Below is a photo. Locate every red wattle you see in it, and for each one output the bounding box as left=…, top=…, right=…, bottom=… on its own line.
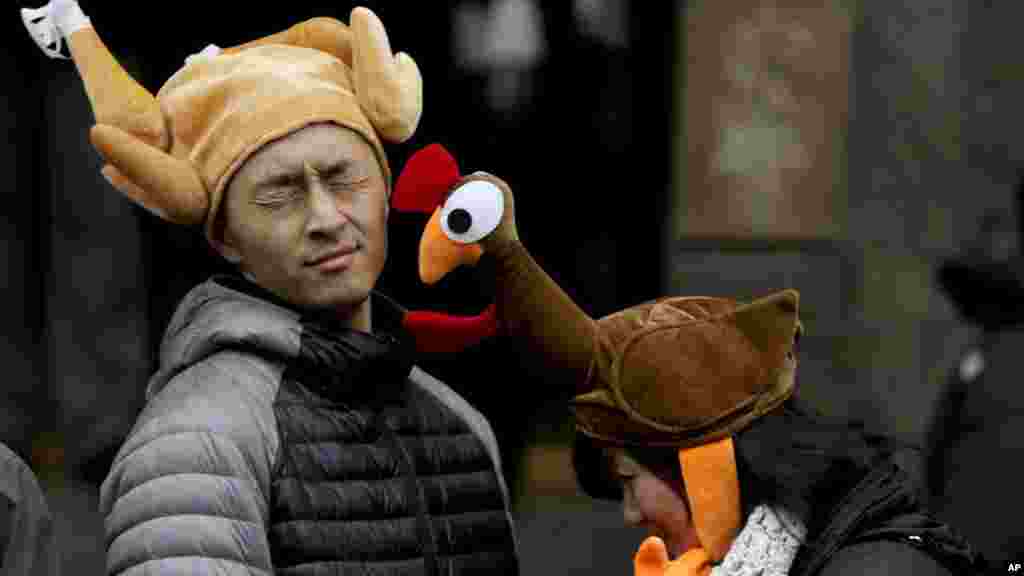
left=392, top=143, right=461, bottom=213
left=402, top=303, right=498, bottom=354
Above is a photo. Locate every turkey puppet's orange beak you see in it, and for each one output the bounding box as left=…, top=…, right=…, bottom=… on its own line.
left=419, top=206, right=484, bottom=285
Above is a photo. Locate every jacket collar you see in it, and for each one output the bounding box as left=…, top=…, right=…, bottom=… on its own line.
left=211, top=274, right=415, bottom=405
left=210, top=273, right=410, bottom=338
left=150, top=273, right=414, bottom=404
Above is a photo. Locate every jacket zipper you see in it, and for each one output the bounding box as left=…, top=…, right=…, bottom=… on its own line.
left=375, top=409, right=439, bottom=576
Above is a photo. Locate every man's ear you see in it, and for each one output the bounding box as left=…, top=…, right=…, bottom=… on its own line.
left=211, top=239, right=242, bottom=265
left=209, top=220, right=243, bottom=265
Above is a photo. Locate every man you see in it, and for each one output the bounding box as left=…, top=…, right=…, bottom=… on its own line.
left=927, top=173, right=1024, bottom=570
left=24, top=1, right=519, bottom=573
left=0, top=442, right=59, bottom=575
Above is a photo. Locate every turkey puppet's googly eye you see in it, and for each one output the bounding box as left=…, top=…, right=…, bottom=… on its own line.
left=440, top=180, right=504, bottom=244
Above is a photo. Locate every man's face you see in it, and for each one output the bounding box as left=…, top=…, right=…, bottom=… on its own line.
left=218, top=122, right=389, bottom=313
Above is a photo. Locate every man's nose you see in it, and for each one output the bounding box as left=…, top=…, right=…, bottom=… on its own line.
left=306, top=181, right=346, bottom=235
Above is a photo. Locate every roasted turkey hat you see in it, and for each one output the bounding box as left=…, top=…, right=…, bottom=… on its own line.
left=486, top=242, right=803, bottom=562
left=49, top=5, right=421, bottom=242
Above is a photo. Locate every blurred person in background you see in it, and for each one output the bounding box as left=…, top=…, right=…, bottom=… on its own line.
left=927, top=172, right=1024, bottom=570
left=0, top=442, right=59, bottom=575
left=23, top=1, right=520, bottom=573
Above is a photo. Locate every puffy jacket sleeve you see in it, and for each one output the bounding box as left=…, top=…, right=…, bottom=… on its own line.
left=99, top=351, right=281, bottom=575
left=0, top=444, right=60, bottom=576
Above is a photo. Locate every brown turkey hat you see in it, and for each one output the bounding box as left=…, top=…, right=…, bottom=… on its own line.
left=485, top=241, right=803, bottom=562
left=567, top=292, right=799, bottom=448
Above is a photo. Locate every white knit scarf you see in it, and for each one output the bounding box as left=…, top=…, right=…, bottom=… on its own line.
left=710, top=504, right=807, bottom=576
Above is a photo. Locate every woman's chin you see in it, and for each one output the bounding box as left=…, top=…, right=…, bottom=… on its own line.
left=665, top=539, right=684, bottom=559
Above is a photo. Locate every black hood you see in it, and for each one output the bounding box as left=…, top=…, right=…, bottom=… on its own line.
left=938, top=173, right=1024, bottom=329
left=937, top=257, right=1024, bottom=329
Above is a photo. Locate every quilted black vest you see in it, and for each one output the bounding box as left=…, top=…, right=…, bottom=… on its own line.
left=263, top=294, right=518, bottom=575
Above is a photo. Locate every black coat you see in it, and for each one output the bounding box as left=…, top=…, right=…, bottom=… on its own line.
left=927, top=326, right=1024, bottom=572
left=794, top=446, right=987, bottom=575
left=926, top=222, right=1024, bottom=569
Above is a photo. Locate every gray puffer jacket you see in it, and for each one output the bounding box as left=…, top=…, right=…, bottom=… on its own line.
left=100, top=275, right=519, bottom=575
left=0, top=442, right=59, bottom=576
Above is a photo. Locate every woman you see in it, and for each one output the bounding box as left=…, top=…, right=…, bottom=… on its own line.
left=420, top=171, right=988, bottom=575
left=577, top=397, right=984, bottom=575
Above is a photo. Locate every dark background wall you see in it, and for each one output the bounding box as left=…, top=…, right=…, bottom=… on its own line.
left=4, top=0, right=1022, bottom=572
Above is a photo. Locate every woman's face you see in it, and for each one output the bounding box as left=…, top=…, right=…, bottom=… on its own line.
left=610, top=448, right=703, bottom=559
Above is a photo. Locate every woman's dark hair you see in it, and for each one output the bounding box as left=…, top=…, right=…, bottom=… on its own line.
left=732, top=396, right=893, bottom=536
left=572, top=395, right=897, bottom=539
